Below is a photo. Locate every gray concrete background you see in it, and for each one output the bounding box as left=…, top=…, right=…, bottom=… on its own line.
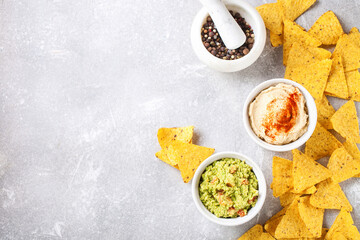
left=0, top=0, right=359, bottom=239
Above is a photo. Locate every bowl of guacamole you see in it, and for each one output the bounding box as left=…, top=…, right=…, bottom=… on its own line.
left=192, top=152, right=266, bottom=226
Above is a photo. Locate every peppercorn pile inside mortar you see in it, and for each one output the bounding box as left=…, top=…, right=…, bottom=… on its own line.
left=201, top=11, right=255, bottom=60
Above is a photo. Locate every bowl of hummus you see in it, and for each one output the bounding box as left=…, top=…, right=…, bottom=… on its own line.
left=243, top=79, right=317, bottom=152
left=192, top=152, right=266, bottom=226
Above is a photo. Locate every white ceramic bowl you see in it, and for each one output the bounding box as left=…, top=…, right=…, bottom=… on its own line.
left=192, top=152, right=266, bottom=226
left=191, top=0, right=266, bottom=72
left=243, top=79, right=317, bottom=152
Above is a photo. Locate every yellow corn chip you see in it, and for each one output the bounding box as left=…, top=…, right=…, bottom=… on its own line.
left=343, top=140, right=360, bottom=159
left=310, top=179, right=352, bottom=211
left=237, top=224, right=263, bottom=240
left=279, top=0, right=316, bottom=21
left=155, top=148, right=179, bottom=169
left=264, top=217, right=284, bottom=238
left=319, top=228, right=329, bottom=240
left=307, top=45, right=332, bottom=60
left=331, top=100, right=360, bottom=142
left=157, top=126, right=194, bottom=149
left=345, top=70, right=360, bottom=102
left=333, top=34, right=360, bottom=72
left=325, top=209, right=354, bottom=240
left=305, top=122, right=342, bottom=160
left=287, top=42, right=331, bottom=67
left=302, top=186, right=317, bottom=194
left=167, top=140, right=214, bottom=183
left=285, top=59, right=332, bottom=99
left=260, top=233, right=275, bottom=240
left=327, top=147, right=360, bottom=183
left=333, top=232, right=347, bottom=240
left=343, top=140, right=360, bottom=178
left=271, top=156, right=293, bottom=197
left=256, top=3, right=284, bottom=35
left=270, top=31, right=283, bottom=47
left=308, top=11, right=344, bottom=45
left=316, top=96, right=336, bottom=129
left=279, top=191, right=300, bottom=207
left=343, top=139, right=360, bottom=158
left=298, top=196, right=324, bottom=238
left=290, top=185, right=317, bottom=194
left=283, top=20, right=322, bottom=65
left=349, top=27, right=360, bottom=48
left=271, top=207, right=288, bottom=220
left=350, top=27, right=359, bottom=34
left=275, top=198, right=314, bottom=238
left=292, top=149, right=332, bottom=193
left=325, top=54, right=349, bottom=99
left=344, top=225, right=360, bottom=240
left=264, top=208, right=288, bottom=237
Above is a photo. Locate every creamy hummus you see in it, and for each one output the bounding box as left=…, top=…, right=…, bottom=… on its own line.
left=249, top=83, right=308, bottom=145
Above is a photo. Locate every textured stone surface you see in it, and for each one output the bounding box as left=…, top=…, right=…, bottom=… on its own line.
left=0, top=0, right=359, bottom=239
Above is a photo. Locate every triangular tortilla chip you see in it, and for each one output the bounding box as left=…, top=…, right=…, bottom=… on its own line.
left=320, top=228, right=329, bottom=240
left=343, top=140, right=360, bottom=159
left=349, top=27, right=360, bottom=48
left=290, top=185, right=317, bottom=194
left=264, top=208, right=288, bottom=237
left=283, top=20, right=322, bottom=65
left=343, top=140, right=360, bottom=178
left=333, top=232, right=347, bottom=240
left=292, top=149, right=331, bottom=193
left=345, top=70, right=360, bottom=102
left=270, top=31, right=283, bottom=47
left=279, top=191, right=299, bottom=207
left=285, top=59, right=332, bottom=99
left=350, top=27, right=359, bottom=34
left=316, top=96, right=336, bottom=129
left=280, top=187, right=316, bottom=208
left=327, top=147, right=360, bottom=183
left=331, top=100, right=360, bottom=142
left=275, top=198, right=314, bottom=238
left=305, top=122, right=342, bottom=160
left=260, top=233, right=275, bottom=240
left=157, top=126, right=194, bottom=149
left=298, top=196, right=324, bottom=238
left=287, top=42, right=331, bottom=67
left=325, top=54, right=349, bottom=99
left=344, top=225, right=360, bottom=240
left=237, top=224, right=263, bottom=240
left=278, top=0, right=316, bottom=21
left=306, top=45, right=332, bottom=60
left=308, top=11, right=344, bottom=45
left=333, top=34, right=360, bottom=72
left=256, top=3, right=284, bottom=35
left=310, top=179, right=352, bottom=211
left=271, top=156, right=293, bottom=197
left=325, top=209, right=354, bottom=240
left=167, top=140, right=214, bottom=183
left=155, top=148, right=179, bottom=169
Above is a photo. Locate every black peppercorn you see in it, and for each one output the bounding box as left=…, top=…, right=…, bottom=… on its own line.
left=201, top=11, right=255, bottom=60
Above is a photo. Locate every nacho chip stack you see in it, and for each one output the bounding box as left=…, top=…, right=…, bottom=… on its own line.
left=239, top=125, right=360, bottom=239
left=155, top=126, right=214, bottom=183
left=258, top=0, right=360, bottom=102
left=238, top=2, right=360, bottom=239
left=156, top=126, right=194, bottom=169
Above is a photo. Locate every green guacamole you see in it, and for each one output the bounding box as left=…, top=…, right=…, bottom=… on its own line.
left=199, top=158, right=259, bottom=218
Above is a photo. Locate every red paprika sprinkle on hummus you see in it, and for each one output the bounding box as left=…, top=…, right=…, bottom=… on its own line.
left=249, top=83, right=308, bottom=145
